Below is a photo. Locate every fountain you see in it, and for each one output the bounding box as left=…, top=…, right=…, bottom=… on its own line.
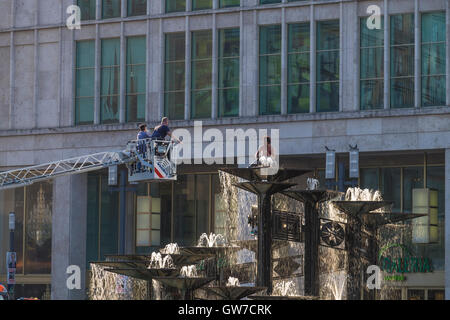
left=88, top=167, right=425, bottom=300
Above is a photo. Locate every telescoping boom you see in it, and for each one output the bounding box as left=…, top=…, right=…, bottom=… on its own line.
left=0, top=139, right=178, bottom=191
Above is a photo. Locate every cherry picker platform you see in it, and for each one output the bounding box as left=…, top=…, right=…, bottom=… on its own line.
left=0, top=138, right=178, bottom=190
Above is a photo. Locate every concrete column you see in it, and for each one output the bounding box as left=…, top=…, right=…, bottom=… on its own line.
left=339, top=2, right=343, bottom=112
left=240, top=9, right=258, bottom=117
left=446, top=149, right=450, bottom=300
left=446, top=0, right=450, bottom=106
left=8, top=0, right=15, bottom=129
left=212, top=13, right=218, bottom=119
left=414, top=0, right=420, bottom=108
left=96, top=0, right=101, bottom=20
left=342, top=0, right=358, bottom=112
left=184, top=16, right=191, bottom=120
left=281, top=7, right=287, bottom=115
left=383, top=0, right=389, bottom=109
left=94, top=24, right=100, bottom=124
left=119, top=23, right=126, bottom=123
left=309, top=4, right=316, bottom=113
left=238, top=10, right=243, bottom=116
left=51, top=174, right=88, bottom=300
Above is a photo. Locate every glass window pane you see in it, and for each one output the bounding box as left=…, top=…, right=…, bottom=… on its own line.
left=288, top=53, right=309, bottom=84
left=218, top=58, right=239, bottom=89
left=101, top=67, right=120, bottom=95
left=25, top=182, right=53, bottom=274
left=192, top=60, right=212, bottom=90
left=165, top=33, right=185, bottom=61
left=288, top=23, right=310, bottom=53
left=407, top=289, right=425, bottom=300
left=78, top=0, right=96, bottom=21
left=219, top=0, right=240, bottom=8
left=127, top=37, right=146, bottom=65
left=391, top=45, right=414, bottom=77
left=136, top=230, right=150, bottom=246
left=360, top=16, right=384, bottom=47
left=76, top=41, right=95, bottom=68
left=164, top=91, right=185, bottom=120
left=260, top=55, right=281, bottom=85
left=259, top=85, right=281, bottom=115
left=191, top=90, right=212, bottom=118
left=100, top=95, right=120, bottom=123
left=287, top=84, right=309, bottom=114
left=360, top=80, right=384, bottom=110
left=360, top=168, right=379, bottom=190
left=390, top=14, right=414, bottom=45
left=380, top=167, right=401, bottom=213
left=316, top=82, right=339, bottom=112
left=166, top=0, right=186, bottom=13
left=76, top=69, right=95, bottom=97
left=152, top=198, right=161, bottom=213
left=99, top=175, right=119, bottom=259
left=151, top=230, right=161, bottom=246
left=137, top=214, right=150, bottom=228
left=128, top=0, right=147, bottom=16
left=127, top=65, right=146, bottom=94
left=422, top=12, right=445, bottom=43
left=75, top=98, right=94, bottom=124
left=422, top=75, right=446, bottom=107
left=317, top=51, right=339, bottom=82
left=192, top=31, right=212, bottom=59
left=317, top=20, right=340, bottom=50
left=126, top=94, right=145, bottom=122
left=403, top=167, right=424, bottom=213
left=165, top=62, right=186, bottom=91
left=102, top=0, right=121, bottom=19
left=422, top=43, right=446, bottom=76
left=102, top=38, right=121, bottom=67
left=391, top=78, right=414, bottom=108
left=260, top=25, right=281, bottom=55
left=360, top=47, right=383, bottom=79
left=173, top=175, right=196, bottom=246
left=260, top=0, right=281, bottom=4
left=219, top=28, right=240, bottom=58
left=193, top=0, right=212, bottom=10
left=218, top=88, right=239, bottom=117
left=152, top=214, right=161, bottom=229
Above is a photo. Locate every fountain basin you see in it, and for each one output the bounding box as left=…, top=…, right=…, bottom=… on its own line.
left=173, top=246, right=241, bottom=256
left=220, top=168, right=310, bottom=183
left=332, top=201, right=393, bottom=218
left=90, top=260, right=147, bottom=269
left=153, top=277, right=215, bottom=291
left=108, top=268, right=179, bottom=280
left=282, top=190, right=342, bottom=204
left=205, top=286, right=266, bottom=300
left=105, top=253, right=214, bottom=266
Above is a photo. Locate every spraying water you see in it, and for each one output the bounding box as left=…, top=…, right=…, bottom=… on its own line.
left=226, top=277, right=241, bottom=287
left=148, top=252, right=175, bottom=269
left=180, top=265, right=198, bottom=278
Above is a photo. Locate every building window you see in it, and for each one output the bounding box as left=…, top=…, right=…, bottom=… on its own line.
left=127, top=0, right=147, bottom=16
left=136, top=197, right=161, bottom=247
left=260, top=0, right=281, bottom=4
left=316, top=20, right=340, bottom=112
left=259, top=24, right=281, bottom=115
left=126, top=36, right=146, bottom=122
left=287, top=23, right=310, bottom=114
left=390, top=14, right=414, bottom=108
left=75, top=41, right=95, bottom=125
left=173, top=175, right=211, bottom=246
left=360, top=16, right=384, bottom=110
left=218, top=28, right=240, bottom=117
left=219, top=0, right=240, bottom=8
left=78, top=0, right=96, bottom=21
left=0, top=182, right=53, bottom=276
left=421, top=12, right=446, bottom=107
left=102, top=0, right=121, bottom=19
left=166, top=0, right=186, bottom=13
left=191, top=30, right=213, bottom=119
left=86, top=173, right=119, bottom=265
left=164, top=33, right=185, bottom=120
left=192, top=0, right=212, bottom=11
left=100, top=38, right=121, bottom=124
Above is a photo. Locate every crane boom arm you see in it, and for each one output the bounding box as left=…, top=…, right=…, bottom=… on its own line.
left=0, top=150, right=132, bottom=190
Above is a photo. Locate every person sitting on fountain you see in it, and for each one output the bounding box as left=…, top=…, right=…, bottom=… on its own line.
left=254, top=136, right=276, bottom=168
